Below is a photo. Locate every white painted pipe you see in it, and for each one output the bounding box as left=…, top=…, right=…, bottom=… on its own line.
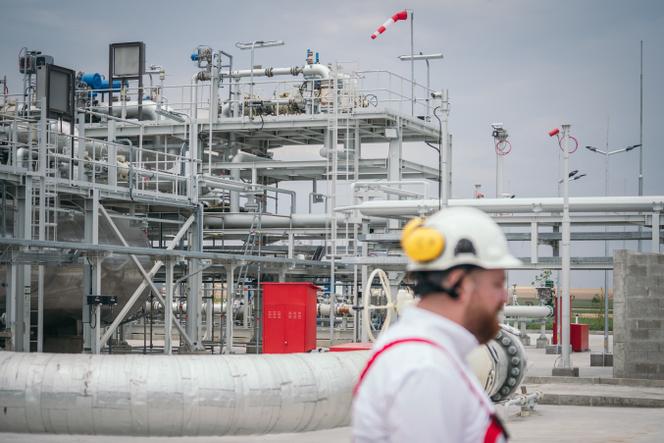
left=231, top=150, right=273, bottom=163
left=339, top=196, right=664, bottom=217
left=226, top=64, right=330, bottom=80
left=317, top=303, right=353, bottom=316
left=503, top=305, right=553, bottom=319
left=302, top=64, right=331, bottom=79
left=205, top=213, right=347, bottom=229
left=92, top=100, right=159, bottom=121
left=0, top=351, right=368, bottom=436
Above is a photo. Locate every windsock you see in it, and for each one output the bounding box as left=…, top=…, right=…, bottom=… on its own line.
left=371, top=10, right=409, bottom=40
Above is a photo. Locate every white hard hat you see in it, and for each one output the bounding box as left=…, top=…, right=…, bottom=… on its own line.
left=401, top=206, right=521, bottom=272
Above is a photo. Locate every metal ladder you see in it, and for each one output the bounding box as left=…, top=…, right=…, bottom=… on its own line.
left=236, top=203, right=262, bottom=290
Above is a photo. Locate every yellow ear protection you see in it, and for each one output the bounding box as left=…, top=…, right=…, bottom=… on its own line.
left=400, top=217, right=445, bottom=263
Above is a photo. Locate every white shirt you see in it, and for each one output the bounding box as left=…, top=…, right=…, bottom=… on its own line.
left=352, top=306, right=499, bottom=443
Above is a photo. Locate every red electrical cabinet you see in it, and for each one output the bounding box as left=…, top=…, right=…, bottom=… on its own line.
left=261, top=282, right=318, bottom=354
left=570, top=323, right=590, bottom=352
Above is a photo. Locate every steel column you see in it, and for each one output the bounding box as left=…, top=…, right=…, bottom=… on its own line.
left=14, top=177, right=32, bottom=352
left=652, top=211, right=660, bottom=253
left=83, top=189, right=100, bottom=353
left=530, top=222, right=538, bottom=264
left=164, top=258, right=174, bottom=354
left=225, top=265, right=235, bottom=354
left=186, top=205, right=204, bottom=349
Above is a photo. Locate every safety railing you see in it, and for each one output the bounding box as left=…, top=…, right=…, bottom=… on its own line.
left=355, top=70, right=433, bottom=119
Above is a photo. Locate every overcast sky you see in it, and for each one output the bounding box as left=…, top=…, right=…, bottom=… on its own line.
left=1, top=0, right=662, bottom=287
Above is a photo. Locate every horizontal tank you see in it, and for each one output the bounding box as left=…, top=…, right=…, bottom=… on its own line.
left=0, top=211, right=152, bottom=348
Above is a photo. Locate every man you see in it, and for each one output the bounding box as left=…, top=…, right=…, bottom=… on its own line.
left=352, top=206, right=521, bottom=442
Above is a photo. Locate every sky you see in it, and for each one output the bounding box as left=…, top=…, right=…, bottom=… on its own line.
left=1, top=0, right=663, bottom=288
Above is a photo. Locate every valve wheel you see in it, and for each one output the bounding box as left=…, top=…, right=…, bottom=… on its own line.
left=362, top=268, right=396, bottom=342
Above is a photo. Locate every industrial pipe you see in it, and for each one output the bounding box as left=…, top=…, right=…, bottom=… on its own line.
left=226, top=64, right=330, bottom=80
left=503, top=305, right=553, bottom=319
left=338, top=196, right=664, bottom=217
left=317, top=302, right=353, bottom=316
left=205, top=212, right=347, bottom=229
left=467, top=325, right=528, bottom=402
left=92, top=100, right=159, bottom=121
left=0, top=351, right=368, bottom=436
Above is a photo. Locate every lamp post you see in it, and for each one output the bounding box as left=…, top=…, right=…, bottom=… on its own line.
left=398, top=52, right=443, bottom=120
left=584, top=142, right=640, bottom=356
left=234, top=40, right=285, bottom=116
left=549, top=125, right=578, bottom=375
left=491, top=124, right=511, bottom=198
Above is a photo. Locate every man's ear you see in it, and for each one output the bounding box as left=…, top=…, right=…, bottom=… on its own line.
left=444, top=268, right=466, bottom=290
left=445, top=268, right=475, bottom=300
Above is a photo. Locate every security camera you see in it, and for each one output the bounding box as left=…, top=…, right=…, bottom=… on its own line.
left=431, top=91, right=443, bottom=99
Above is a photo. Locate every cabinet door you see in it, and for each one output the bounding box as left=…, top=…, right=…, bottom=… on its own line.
left=263, top=304, right=286, bottom=353
left=284, top=306, right=306, bottom=353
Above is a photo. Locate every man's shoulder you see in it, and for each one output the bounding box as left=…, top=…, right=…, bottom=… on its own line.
left=371, top=329, right=456, bottom=373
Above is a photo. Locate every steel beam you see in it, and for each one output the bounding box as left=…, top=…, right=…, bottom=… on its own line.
left=98, top=214, right=195, bottom=349
left=99, top=205, right=201, bottom=350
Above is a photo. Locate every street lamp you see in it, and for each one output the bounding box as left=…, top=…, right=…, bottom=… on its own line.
left=234, top=40, right=285, bottom=116
left=584, top=142, right=640, bottom=358
left=557, top=169, right=587, bottom=184
left=398, top=52, right=443, bottom=120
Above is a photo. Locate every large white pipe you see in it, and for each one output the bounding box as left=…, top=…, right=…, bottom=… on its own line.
left=503, top=305, right=553, bottom=319
left=92, top=100, right=159, bottom=121
left=339, top=196, right=664, bottom=217
left=0, top=351, right=368, bottom=436
left=205, top=213, right=347, bottom=229
left=0, top=325, right=528, bottom=437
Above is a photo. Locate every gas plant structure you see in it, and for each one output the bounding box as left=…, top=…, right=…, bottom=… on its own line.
left=0, top=42, right=662, bottom=436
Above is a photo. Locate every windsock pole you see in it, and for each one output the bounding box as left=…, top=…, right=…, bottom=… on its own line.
left=409, top=10, right=414, bottom=116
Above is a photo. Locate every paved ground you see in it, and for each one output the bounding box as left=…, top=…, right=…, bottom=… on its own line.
left=3, top=332, right=664, bottom=442
left=1, top=406, right=663, bottom=443
left=523, top=331, right=614, bottom=378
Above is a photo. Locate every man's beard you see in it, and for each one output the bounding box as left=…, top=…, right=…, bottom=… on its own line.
left=464, top=295, right=501, bottom=344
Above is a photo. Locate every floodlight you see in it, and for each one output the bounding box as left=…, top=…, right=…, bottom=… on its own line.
left=110, top=42, right=145, bottom=78
left=36, top=63, right=75, bottom=121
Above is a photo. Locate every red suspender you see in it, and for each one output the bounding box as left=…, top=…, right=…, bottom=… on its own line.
left=353, top=337, right=493, bottom=416
left=353, top=338, right=439, bottom=396
left=353, top=337, right=508, bottom=442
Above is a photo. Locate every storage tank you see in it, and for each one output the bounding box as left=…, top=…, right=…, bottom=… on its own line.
left=0, top=211, right=151, bottom=351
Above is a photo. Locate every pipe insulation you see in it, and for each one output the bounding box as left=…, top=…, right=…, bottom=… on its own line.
left=0, top=351, right=368, bottom=436
left=0, top=324, right=528, bottom=436
left=205, top=213, right=348, bottom=229
left=340, top=196, right=664, bottom=217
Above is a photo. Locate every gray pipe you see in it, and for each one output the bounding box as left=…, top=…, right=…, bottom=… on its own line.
left=0, top=350, right=368, bottom=436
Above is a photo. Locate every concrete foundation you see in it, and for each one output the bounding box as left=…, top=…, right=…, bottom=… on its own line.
left=552, top=367, right=580, bottom=377
left=613, top=250, right=664, bottom=379
left=590, top=353, right=613, bottom=367
left=536, top=335, right=548, bottom=349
